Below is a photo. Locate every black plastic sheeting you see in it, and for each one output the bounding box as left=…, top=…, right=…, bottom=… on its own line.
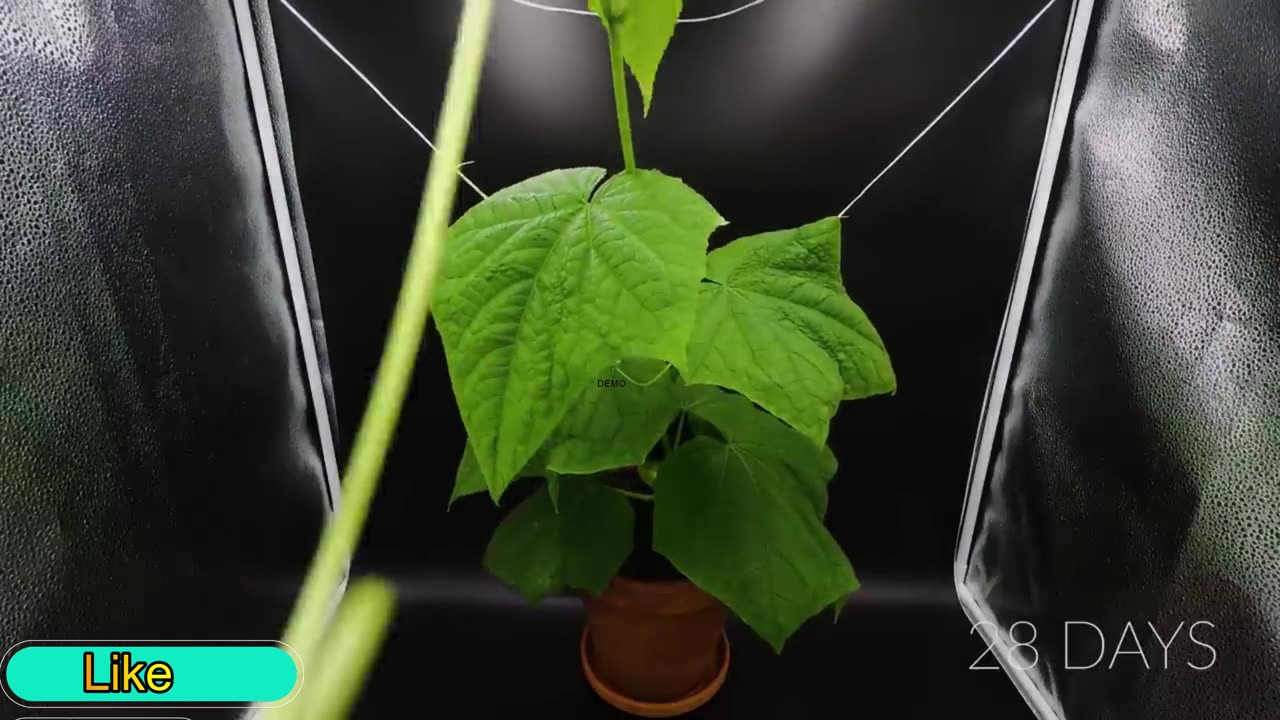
left=959, top=0, right=1280, bottom=718
left=0, top=2, right=337, bottom=718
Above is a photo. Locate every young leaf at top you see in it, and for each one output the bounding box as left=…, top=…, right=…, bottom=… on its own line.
left=653, top=435, right=859, bottom=653
left=679, top=217, right=895, bottom=445
left=589, top=0, right=683, bottom=115
left=483, top=479, right=634, bottom=603
left=434, top=167, right=724, bottom=500
left=680, top=384, right=832, bottom=515
left=543, top=357, right=682, bottom=476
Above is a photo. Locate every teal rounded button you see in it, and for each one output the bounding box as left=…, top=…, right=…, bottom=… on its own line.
left=1, top=642, right=301, bottom=707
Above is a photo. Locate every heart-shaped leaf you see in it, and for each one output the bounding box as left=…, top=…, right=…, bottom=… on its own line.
left=435, top=167, right=724, bottom=499
left=680, top=217, right=895, bottom=444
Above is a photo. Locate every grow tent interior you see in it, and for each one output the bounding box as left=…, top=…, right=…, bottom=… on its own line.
left=2, top=0, right=1276, bottom=719
left=269, top=0, right=1071, bottom=716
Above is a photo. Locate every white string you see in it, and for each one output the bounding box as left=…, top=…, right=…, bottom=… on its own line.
left=276, top=0, right=1056, bottom=214
left=276, top=0, right=489, bottom=199
left=677, top=0, right=768, bottom=23
left=507, top=0, right=769, bottom=23
left=836, top=0, right=1058, bottom=218
left=507, top=0, right=592, bottom=15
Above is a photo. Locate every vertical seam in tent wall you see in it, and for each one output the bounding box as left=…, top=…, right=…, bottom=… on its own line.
left=229, top=0, right=344, bottom=515
left=231, top=12, right=351, bottom=717
left=952, top=0, right=1097, bottom=717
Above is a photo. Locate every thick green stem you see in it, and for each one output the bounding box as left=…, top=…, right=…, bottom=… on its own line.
left=280, top=0, right=495, bottom=672
left=602, top=6, right=636, bottom=172
left=303, top=578, right=398, bottom=720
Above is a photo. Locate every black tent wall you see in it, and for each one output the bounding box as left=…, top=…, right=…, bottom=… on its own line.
left=0, top=2, right=338, bottom=718
left=959, top=0, right=1280, bottom=718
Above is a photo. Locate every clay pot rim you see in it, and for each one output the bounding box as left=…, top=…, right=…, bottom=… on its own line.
left=609, top=575, right=697, bottom=592
left=587, top=576, right=723, bottom=615
left=580, top=625, right=731, bottom=718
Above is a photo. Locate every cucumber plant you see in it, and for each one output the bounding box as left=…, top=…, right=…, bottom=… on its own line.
left=441, top=0, right=895, bottom=652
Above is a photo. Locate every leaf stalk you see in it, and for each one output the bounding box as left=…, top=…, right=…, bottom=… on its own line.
left=601, top=1, right=637, bottom=172
left=612, top=487, right=655, bottom=502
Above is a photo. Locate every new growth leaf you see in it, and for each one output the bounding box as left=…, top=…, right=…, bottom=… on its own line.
left=589, top=0, right=683, bottom=115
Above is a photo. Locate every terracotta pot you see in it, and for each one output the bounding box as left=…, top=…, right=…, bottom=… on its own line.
left=580, top=576, right=730, bottom=717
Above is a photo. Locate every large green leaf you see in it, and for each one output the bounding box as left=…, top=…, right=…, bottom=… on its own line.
left=832, top=592, right=851, bottom=623
left=483, top=479, right=634, bottom=602
left=680, top=384, right=831, bottom=515
left=450, top=443, right=487, bottom=507
left=820, top=443, right=839, bottom=483
left=653, top=436, right=859, bottom=653
left=680, top=217, right=895, bottom=444
left=435, top=167, right=724, bottom=499
left=590, top=0, right=683, bottom=115
left=449, top=442, right=545, bottom=508
left=544, top=357, right=681, bottom=475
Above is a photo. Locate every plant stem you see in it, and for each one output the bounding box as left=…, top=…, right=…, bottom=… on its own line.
left=637, top=463, right=658, bottom=487
left=672, top=411, right=686, bottom=449
left=303, top=578, right=398, bottom=720
left=612, top=362, right=672, bottom=386
left=279, top=0, right=495, bottom=670
left=612, top=487, right=655, bottom=502
left=601, top=3, right=637, bottom=172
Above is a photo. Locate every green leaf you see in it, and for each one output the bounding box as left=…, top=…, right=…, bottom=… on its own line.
left=680, top=217, right=895, bottom=445
left=590, top=0, right=683, bottom=115
left=831, top=591, right=851, bottom=623
left=685, top=412, right=724, bottom=442
left=653, top=436, right=859, bottom=653
left=821, top=444, right=839, bottom=483
left=450, top=443, right=487, bottom=507
left=544, top=357, right=681, bottom=475
left=681, top=384, right=831, bottom=515
left=436, top=167, right=724, bottom=500
left=449, top=442, right=545, bottom=508
left=483, top=479, right=634, bottom=602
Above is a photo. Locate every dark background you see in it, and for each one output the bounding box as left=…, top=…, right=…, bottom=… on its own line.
left=268, top=0, right=1069, bottom=715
